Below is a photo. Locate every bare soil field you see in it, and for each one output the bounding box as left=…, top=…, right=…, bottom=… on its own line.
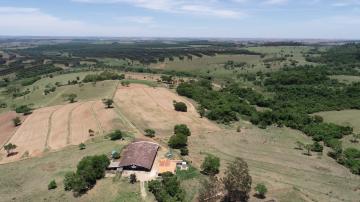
left=2, top=106, right=61, bottom=162
left=0, top=111, right=26, bottom=147
left=0, top=101, right=121, bottom=164
left=114, top=84, right=220, bottom=140
left=69, top=101, right=100, bottom=145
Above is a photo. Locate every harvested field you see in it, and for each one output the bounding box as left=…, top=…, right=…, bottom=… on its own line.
left=114, top=84, right=220, bottom=140
left=69, top=101, right=100, bottom=145
left=3, top=106, right=61, bottom=162
left=0, top=100, right=121, bottom=164
left=0, top=111, right=26, bottom=147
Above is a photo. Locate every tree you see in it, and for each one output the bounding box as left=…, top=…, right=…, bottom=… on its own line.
left=109, top=130, right=123, bottom=140
left=79, top=143, right=86, bottom=150
left=13, top=117, right=21, bottom=126
left=197, top=106, right=206, bottom=118
left=65, top=93, right=77, bottom=103
left=130, top=174, right=137, bottom=184
left=311, top=141, right=323, bottom=153
left=254, top=183, right=267, bottom=199
left=103, top=99, right=114, bottom=108
left=201, top=154, right=220, bottom=175
left=144, top=129, right=156, bottom=138
left=222, top=157, right=252, bottom=202
left=4, top=143, right=17, bottom=156
left=198, top=176, right=223, bottom=202
left=48, top=180, right=57, bottom=190
left=295, top=141, right=305, bottom=150
left=173, top=101, right=187, bottom=112
left=304, top=144, right=312, bottom=156
left=174, top=124, right=191, bottom=136
left=168, top=133, right=187, bottom=149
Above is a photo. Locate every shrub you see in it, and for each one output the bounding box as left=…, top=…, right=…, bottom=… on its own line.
left=201, top=154, right=220, bottom=175
left=174, top=124, right=191, bottom=136
left=130, top=174, right=137, bottom=184
left=144, top=129, right=156, bottom=137
left=79, top=143, right=86, bottom=150
left=255, top=183, right=267, bottom=199
left=174, top=101, right=187, bottom=112
left=102, top=99, right=114, bottom=108
left=109, top=130, right=123, bottom=140
left=148, top=172, right=185, bottom=202
left=13, top=117, right=21, bottom=126
left=311, top=141, right=323, bottom=152
left=48, top=180, right=57, bottom=190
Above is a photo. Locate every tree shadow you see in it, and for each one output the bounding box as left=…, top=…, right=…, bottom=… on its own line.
left=7, top=152, right=18, bottom=157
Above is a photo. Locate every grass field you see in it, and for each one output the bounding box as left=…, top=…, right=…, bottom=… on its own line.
left=330, top=75, right=360, bottom=84
left=0, top=136, right=139, bottom=202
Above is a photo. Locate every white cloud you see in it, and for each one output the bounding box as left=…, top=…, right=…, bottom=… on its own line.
left=72, top=0, right=245, bottom=18
left=263, top=0, right=288, bottom=5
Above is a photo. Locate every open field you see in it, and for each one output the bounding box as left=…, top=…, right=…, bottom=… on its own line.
left=0, top=100, right=123, bottom=164
left=0, top=137, right=139, bottom=202
left=113, top=84, right=360, bottom=202
left=330, top=75, right=360, bottom=84
left=114, top=84, right=220, bottom=141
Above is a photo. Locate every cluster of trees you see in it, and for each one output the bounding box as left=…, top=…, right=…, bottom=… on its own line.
left=21, top=76, right=41, bottom=86
left=15, top=105, right=32, bottom=115
left=148, top=172, right=186, bottom=202
left=82, top=71, right=125, bottom=83
left=64, top=155, right=109, bottom=195
left=224, top=60, right=247, bottom=70
left=198, top=157, right=255, bottom=202
left=168, top=124, right=191, bottom=155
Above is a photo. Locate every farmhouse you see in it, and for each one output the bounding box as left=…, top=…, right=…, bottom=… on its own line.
left=118, top=140, right=159, bottom=171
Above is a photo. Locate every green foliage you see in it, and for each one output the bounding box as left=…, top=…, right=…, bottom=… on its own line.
left=64, top=155, right=110, bottom=195
left=15, top=105, right=32, bottom=115
left=311, top=141, right=323, bottom=153
left=173, top=101, right=187, bottom=112
left=64, top=93, right=77, bottom=103
left=255, top=183, right=267, bottom=199
left=109, top=130, right=123, bottom=141
left=224, top=60, right=247, bottom=70
left=174, top=124, right=191, bottom=136
left=201, top=154, right=220, bottom=175
left=343, top=148, right=360, bottom=174
left=223, top=158, right=252, bottom=202
left=148, top=172, right=185, bottom=202
left=303, top=123, right=352, bottom=142
left=12, top=117, right=21, bottom=127
left=83, top=71, right=125, bottom=83
left=48, top=180, right=57, bottom=190
left=144, top=129, right=156, bottom=138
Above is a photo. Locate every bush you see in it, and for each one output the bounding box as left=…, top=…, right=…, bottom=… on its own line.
left=201, top=154, right=220, bottom=175
left=148, top=172, right=185, bottom=202
left=174, top=124, right=191, bottom=136
left=255, top=183, right=267, bottom=199
left=174, top=101, right=187, bottom=112
left=15, top=105, right=32, bottom=115
left=144, top=129, right=156, bottom=137
left=109, top=130, right=123, bottom=140
left=130, top=174, right=137, bottom=184
left=79, top=143, right=86, bottom=150
left=180, top=147, right=189, bottom=156
left=48, top=180, right=57, bottom=190
left=311, top=141, right=323, bottom=152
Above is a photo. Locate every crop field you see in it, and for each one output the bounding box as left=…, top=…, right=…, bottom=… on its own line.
left=0, top=136, right=135, bottom=202
left=0, top=111, right=26, bottom=147
left=114, top=84, right=220, bottom=141
left=0, top=100, right=122, bottom=164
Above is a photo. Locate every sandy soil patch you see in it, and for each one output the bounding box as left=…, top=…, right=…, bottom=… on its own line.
left=114, top=84, right=220, bottom=139
left=0, top=111, right=25, bottom=147
left=2, top=106, right=61, bottom=162
left=70, top=101, right=99, bottom=145
left=48, top=103, right=80, bottom=150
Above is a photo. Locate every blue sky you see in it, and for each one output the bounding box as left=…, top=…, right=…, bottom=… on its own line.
left=1, top=0, right=360, bottom=39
